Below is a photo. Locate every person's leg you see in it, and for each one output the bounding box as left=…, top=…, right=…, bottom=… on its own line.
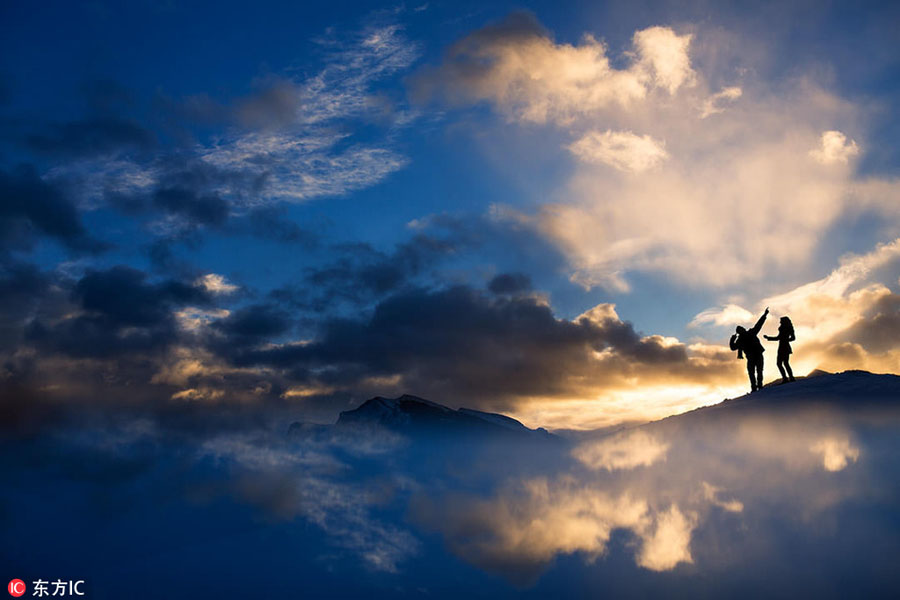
left=777, top=358, right=787, bottom=383
left=746, top=361, right=756, bottom=391
left=784, top=357, right=794, bottom=381
left=756, top=357, right=764, bottom=390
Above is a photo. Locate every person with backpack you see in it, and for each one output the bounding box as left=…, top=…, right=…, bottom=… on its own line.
left=730, top=307, right=769, bottom=392
left=765, top=316, right=796, bottom=384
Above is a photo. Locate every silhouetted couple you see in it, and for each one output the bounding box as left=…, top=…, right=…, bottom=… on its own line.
left=730, top=308, right=796, bottom=392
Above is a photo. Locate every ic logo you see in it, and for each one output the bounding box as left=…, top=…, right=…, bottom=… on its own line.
left=7, top=580, right=26, bottom=598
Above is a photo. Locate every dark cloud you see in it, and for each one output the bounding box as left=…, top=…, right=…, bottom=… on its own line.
left=488, top=273, right=532, bottom=295
left=26, top=265, right=212, bottom=359
left=74, top=265, right=210, bottom=327
left=152, top=187, right=229, bottom=227
left=213, top=303, right=292, bottom=341
left=281, top=217, right=496, bottom=313
left=26, top=314, right=177, bottom=360
left=105, top=158, right=268, bottom=231
left=837, top=292, right=900, bottom=354
left=24, top=116, right=155, bottom=159
left=230, top=206, right=319, bottom=245
left=232, top=285, right=708, bottom=406
left=0, top=260, right=50, bottom=351
left=234, top=77, right=303, bottom=130
left=152, top=91, right=229, bottom=132
left=410, top=11, right=547, bottom=105
left=0, top=164, right=103, bottom=252
left=153, top=77, right=301, bottom=135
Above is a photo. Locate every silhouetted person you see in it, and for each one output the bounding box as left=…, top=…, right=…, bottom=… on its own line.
left=730, top=307, right=769, bottom=392
left=765, top=316, right=796, bottom=384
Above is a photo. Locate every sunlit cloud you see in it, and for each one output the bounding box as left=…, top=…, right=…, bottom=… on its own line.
left=414, top=13, right=694, bottom=125
left=423, top=14, right=899, bottom=291
left=573, top=430, right=669, bottom=470
left=811, top=435, right=860, bottom=472
left=733, top=417, right=864, bottom=477
left=701, top=482, right=744, bottom=513
left=690, top=303, right=754, bottom=328
left=195, top=273, right=238, bottom=294
left=810, top=130, right=860, bottom=165
left=174, top=307, right=231, bottom=331
left=699, top=85, right=742, bottom=118
left=637, top=504, right=696, bottom=571
left=568, top=130, right=669, bottom=173
left=171, top=387, right=225, bottom=401
left=282, top=384, right=337, bottom=399
left=413, top=476, right=697, bottom=584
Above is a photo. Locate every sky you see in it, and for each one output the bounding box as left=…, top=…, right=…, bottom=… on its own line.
left=2, top=0, right=900, bottom=431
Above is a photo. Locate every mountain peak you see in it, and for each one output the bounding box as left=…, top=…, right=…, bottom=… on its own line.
left=336, top=394, right=553, bottom=440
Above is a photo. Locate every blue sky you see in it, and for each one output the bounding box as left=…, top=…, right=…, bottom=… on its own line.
left=2, top=0, right=900, bottom=428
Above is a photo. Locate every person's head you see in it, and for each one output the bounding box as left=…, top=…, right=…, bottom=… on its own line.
left=780, top=316, right=791, bottom=326
left=736, top=325, right=746, bottom=334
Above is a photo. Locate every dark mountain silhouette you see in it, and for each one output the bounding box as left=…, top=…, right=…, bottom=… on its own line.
left=633, top=370, right=900, bottom=439
left=710, top=369, right=898, bottom=409
left=288, top=394, right=555, bottom=442
left=335, top=394, right=555, bottom=439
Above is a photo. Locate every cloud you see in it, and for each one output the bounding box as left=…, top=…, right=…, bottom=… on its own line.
left=23, top=116, right=155, bottom=159
left=764, top=239, right=900, bottom=372
left=412, top=476, right=695, bottom=584
left=701, top=482, right=743, bottom=513
left=420, top=14, right=897, bottom=291
left=0, top=165, right=103, bottom=252
left=190, top=21, right=419, bottom=205
left=44, top=20, right=421, bottom=233
left=150, top=186, right=229, bottom=227
left=700, top=85, right=742, bottom=118
left=227, top=285, right=740, bottom=426
left=195, top=273, right=238, bottom=295
left=413, top=13, right=694, bottom=126
left=24, top=265, right=213, bottom=360
left=198, top=132, right=409, bottom=203
left=212, top=303, right=292, bottom=341
left=631, top=26, right=696, bottom=94
left=73, top=266, right=211, bottom=327
left=810, top=130, right=860, bottom=165
left=198, top=430, right=420, bottom=572
left=636, top=504, right=696, bottom=571
left=690, top=304, right=754, bottom=328
left=573, top=430, right=669, bottom=471
left=690, top=238, right=900, bottom=376
left=0, top=260, right=54, bottom=353
left=488, top=272, right=532, bottom=295
left=810, top=435, right=860, bottom=472
left=277, top=223, right=479, bottom=312
left=568, top=130, right=669, bottom=173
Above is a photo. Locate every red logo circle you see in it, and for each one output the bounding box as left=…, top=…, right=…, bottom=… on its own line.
left=8, top=580, right=26, bottom=598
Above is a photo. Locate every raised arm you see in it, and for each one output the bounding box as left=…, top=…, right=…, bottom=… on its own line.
left=749, top=307, right=769, bottom=335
